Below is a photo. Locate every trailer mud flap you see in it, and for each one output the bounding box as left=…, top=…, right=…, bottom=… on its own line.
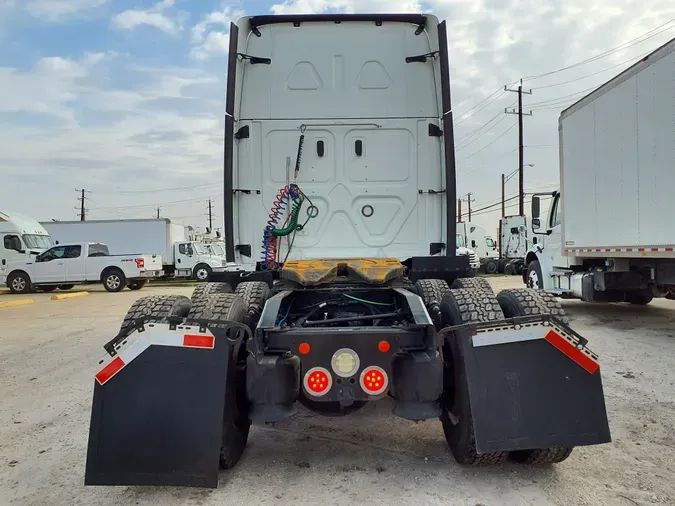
left=447, top=317, right=611, bottom=453
left=85, top=321, right=248, bottom=488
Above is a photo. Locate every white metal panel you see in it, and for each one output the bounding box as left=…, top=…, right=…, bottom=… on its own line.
left=238, top=21, right=440, bottom=120
left=233, top=16, right=444, bottom=266
left=560, top=42, right=675, bottom=251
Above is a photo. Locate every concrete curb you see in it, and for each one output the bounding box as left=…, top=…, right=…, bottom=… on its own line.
left=0, top=299, right=34, bottom=308
left=51, top=292, right=89, bottom=301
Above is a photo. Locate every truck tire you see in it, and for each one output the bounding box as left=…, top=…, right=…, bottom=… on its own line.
left=119, top=295, right=192, bottom=338
left=510, top=446, right=574, bottom=464
left=483, top=259, right=498, bottom=274
left=414, top=279, right=450, bottom=307
left=102, top=268, right=126, bottom=293
left=495, top=288, right=573, bottom=464
left=525, top=260, right=544, bottom=289
left=58, top=284, right=74, bottom=290
left=439, top=288, right=508, bottom=466
left=193, top=263, right=212, bottom=282
left=234, top=281, right=271, bottom=329
left=186, top=293, right=250, bottom=469
left=7, top=271, right=32, bottom=294
left=625, top=291, right=653, bottom=305
left=451, top=277, right=493, bottom=293
left=496, top=288, right=569, bottom=325
left=127, top=280, right=147, bottom=291
left=191, top=281, right=233, bottom=302
left=498, top=258, right=508, bottom=274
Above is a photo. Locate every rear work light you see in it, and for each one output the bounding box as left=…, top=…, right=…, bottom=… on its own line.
left=359, top=366, right=389, bottom=396
left=135, top=258, right=145, bottom=269
left=303, top=367, right=333, bottom=397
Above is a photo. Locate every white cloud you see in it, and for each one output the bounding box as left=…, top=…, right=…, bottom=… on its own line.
left=111, top=0, right=181, bottom=35
left=270, top=0, right=421, bottom=14
left=26, top=0, right=110, bottom=20
left=190, top=5, right=245, bottom=59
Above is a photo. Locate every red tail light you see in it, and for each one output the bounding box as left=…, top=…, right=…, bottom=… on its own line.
left=359, top=366, right=388, bottom=396
left=303, top=367, right=332, bottom=397
left=135, top=258, right=145, bottom=268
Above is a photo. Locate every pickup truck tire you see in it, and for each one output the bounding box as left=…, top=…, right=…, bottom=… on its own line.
left=192, top=282, right=233, bottom=302
left=234, top=281, right=271, bottom=328
left=58, top=285, right=74, bottom=290
left=193, top=264, right=212, bottom=282
left=102, top=268, right=126, bottom=293
left=127, top=280, right=147, bottom=291
left=186, top=293, right=250, bottom=469
left=7, top=271, right=32, bottom=294
left=439, top=288, right=508, bottom=466
left=451, top=277, right=493, bottom=293
left=119, top=294, right=192, bottom=338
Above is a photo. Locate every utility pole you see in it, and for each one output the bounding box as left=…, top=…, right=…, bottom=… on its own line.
left=457, top=198, right=462, bottom=223
left=75, top=189, right=91, bottom=221
left=156, top=207, right=160, bottom=219
left=207, top=199, right=213, bottom=232
left=501, top=174, right=506, bottom=217
left=505, top=80, right=532, bottom=216
left=466, top=192, right=473, bottom=222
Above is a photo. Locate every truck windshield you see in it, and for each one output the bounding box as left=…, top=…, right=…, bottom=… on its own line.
left=456, top=235, right=466, bottom=248
left=22, top=234, right=53, bottom=249
left=486, top=238, right=495, bottom=248
left=210, top=244, right=225, bottom=256
left=194, top=243, right=208, bottom=255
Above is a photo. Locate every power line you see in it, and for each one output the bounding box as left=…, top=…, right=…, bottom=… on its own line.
left=92, top=194, right=222, bottom=211
left=458, top=121, right=518, bottom=163
left=100, top=181, right=223, bottom=194
left=523, top=18, right=675, bottom=81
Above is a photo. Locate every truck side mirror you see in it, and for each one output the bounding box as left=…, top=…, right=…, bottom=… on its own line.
left=531, top=196, right=541, bottom=219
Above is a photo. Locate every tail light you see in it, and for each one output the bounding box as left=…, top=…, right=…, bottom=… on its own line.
left=135, top=258, right=145, bottom=268
left=359, top=366, right=388, bottom=396
left=303, top=367, right=332, bottom=397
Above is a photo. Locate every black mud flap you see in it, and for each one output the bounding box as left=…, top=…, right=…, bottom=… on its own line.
left=85, top=320, right=248, bottom=488
left=447, top=316, right=611, bottom=453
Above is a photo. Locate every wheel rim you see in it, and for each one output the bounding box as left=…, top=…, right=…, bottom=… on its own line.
left=196, top=268, right=208, bottom=280
left=528, top=270, right=540, bottom=289
left=107, top=275, right=121, bottom=290
left=12, top=277, right=25, bottom=291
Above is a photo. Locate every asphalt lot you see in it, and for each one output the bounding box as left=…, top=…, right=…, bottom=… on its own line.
left=1, top=278, right=674, bottom=505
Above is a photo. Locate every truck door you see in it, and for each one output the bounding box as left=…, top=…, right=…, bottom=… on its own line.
left=33, top=246, right=67, bottom=282
left=64, top=245, right=85, bottom=282
left=545, top=193, right=566, bottom=268
left=1, top=234, right=24, bottom=272
left=175, top=242, right=196, bottom=269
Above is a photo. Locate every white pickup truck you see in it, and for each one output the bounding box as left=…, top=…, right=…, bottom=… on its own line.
left=2, top=242, right=163, bottom=294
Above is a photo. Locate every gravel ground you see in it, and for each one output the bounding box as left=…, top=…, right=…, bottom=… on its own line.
left=1, top=279, right=674, bottom=506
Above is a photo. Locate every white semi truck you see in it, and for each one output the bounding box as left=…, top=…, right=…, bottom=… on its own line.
left=1, top=211, right=53, bottom=272
left=457, top=222, right=499, bottom=273
left=42, top=219, right=230, bottom=282
left=525, top=38, right=675, bottom=304
left=499, top=215, right=530, bottom=275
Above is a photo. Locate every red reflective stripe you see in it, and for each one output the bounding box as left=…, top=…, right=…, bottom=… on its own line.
left=96, top=356, right=125, bottom=385
left=183, top=334, right=215, bottom=349
left=545, top=330, right=598, bottom=374
left=651, top=248, right=659, bottom=252
left=666, top=247, right=674, bottom=252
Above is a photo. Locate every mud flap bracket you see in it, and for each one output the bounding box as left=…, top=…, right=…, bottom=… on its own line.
left=443, top=316, right=611, bottom=453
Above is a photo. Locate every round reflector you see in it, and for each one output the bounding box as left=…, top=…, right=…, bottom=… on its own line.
left=303, top=367, right=333, bottom=397
left=298, top=342, right=311, bottom=355
left=330, top=348, right=360, bottom=378
left=378, top=340, right=390, bottom=353
left=359, top=366, right=389, bottom=396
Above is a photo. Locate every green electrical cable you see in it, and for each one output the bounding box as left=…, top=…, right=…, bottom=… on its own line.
left=342, top=293, right=395, bottom=306
left=271, top=196, right=303, bottom=237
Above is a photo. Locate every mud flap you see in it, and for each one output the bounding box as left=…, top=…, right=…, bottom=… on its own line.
left=85, top=321, right=248, bottom=488
left=446, top=316, right=611, bottom=453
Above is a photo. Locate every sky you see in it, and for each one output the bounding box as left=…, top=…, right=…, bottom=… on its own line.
left=1, top=0, right=675, bottom=238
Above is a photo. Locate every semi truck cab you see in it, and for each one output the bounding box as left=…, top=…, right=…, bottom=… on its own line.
left=1, top=211, right=53, bottom=272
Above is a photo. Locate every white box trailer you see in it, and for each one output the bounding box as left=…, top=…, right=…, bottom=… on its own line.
left=526, top=37, right=675, bottom=303
left=41, top=219, right=228, bottom=281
